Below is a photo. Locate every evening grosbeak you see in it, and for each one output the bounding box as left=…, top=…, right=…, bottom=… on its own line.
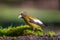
left=18, top=11, right=45, bottom=31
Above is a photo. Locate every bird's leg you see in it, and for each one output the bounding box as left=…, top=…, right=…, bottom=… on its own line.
left=32, top=27, right=36, bottom=32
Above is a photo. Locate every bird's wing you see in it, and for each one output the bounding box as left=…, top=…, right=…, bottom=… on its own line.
left=29, top=17, right=45, bottom=27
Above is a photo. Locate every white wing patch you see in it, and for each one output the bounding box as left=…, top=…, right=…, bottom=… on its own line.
left=29, top=17, right=43, bottom=25
left=33, top=19, right=43, bottom=24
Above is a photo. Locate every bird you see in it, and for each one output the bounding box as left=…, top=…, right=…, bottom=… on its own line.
left=18, top=11, right=45, bottom=31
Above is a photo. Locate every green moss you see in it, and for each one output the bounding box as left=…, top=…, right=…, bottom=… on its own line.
left=0, top=25, right=56, bottom=36
left=47, top=31, right=56, bottom=37
left=24, top=30, right=33, bottom=35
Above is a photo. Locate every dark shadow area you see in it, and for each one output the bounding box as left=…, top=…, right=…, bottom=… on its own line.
left=0, top=21, right=25, bottom=28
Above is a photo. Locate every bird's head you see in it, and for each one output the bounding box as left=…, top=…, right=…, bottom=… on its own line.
left=18, top=11, right=27, bottom=18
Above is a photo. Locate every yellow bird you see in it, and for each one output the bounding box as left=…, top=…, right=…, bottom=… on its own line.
left=18, top=11, right=45, bottom=31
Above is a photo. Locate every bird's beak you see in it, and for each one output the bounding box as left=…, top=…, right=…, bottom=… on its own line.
left=18, top=11, right=24, bottom=18
left=18, top=15, right=22, bottom=18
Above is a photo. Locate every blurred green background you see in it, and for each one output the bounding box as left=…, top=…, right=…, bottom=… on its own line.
left=0, top=5, right=60, bottom=27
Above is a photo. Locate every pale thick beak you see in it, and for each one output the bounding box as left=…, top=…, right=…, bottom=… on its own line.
left=18, top=15, right=22, bottom=18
